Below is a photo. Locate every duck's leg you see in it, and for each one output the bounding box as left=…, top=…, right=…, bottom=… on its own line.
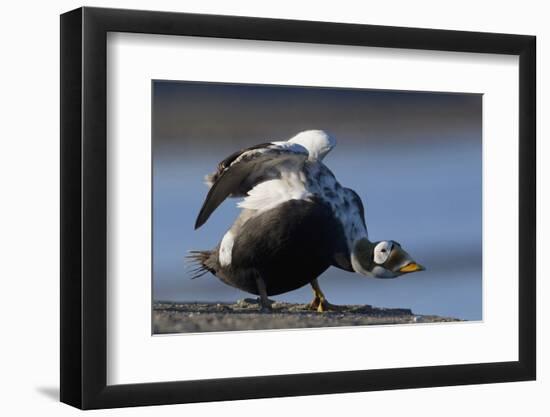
left=255, top=275, right=273, bottom=312
left=308, top=279, right=341, bottom=312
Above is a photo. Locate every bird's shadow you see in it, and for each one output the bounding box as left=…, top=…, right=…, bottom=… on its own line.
left=35, top=386, right=59, bottom=401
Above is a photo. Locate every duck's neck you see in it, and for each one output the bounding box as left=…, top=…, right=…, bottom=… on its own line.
left=350, top=238, right=376, bottom=276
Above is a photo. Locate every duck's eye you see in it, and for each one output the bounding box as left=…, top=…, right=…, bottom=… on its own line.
left=374, top=242, right=392, bottom=265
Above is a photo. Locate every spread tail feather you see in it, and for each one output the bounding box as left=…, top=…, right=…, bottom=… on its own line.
left=185, top=250, right=215, bottom=279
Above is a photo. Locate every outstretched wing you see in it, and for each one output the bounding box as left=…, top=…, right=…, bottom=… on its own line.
left=195, top=141, right=309, bottom=229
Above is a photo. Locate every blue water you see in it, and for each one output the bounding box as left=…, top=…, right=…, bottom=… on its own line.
left=153, top=137, right=482, bottom=320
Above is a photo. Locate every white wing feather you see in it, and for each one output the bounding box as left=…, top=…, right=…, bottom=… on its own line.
left=238, top=172, right=311, bottom=212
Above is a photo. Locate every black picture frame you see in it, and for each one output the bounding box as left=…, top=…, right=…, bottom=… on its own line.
left=60, top=6, right=536, bottom=410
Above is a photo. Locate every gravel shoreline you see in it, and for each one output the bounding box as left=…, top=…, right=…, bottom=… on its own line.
left=153, top=299, right=461, bottom=334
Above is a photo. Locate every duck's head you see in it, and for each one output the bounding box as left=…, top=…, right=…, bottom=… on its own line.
left=351, top=238, right=425, bottom=278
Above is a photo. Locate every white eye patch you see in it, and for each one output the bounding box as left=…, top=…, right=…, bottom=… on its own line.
left=374, top=241, right=393, bottom=265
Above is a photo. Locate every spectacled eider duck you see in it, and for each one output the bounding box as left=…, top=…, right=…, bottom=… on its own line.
left=189, top=130, right=424, bottom=312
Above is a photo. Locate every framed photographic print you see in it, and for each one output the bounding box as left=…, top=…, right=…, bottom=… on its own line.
left=60, top=6, right=536, bottom=409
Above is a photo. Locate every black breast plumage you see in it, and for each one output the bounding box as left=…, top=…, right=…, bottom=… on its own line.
left=210, top=198, right=347, bottom=296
